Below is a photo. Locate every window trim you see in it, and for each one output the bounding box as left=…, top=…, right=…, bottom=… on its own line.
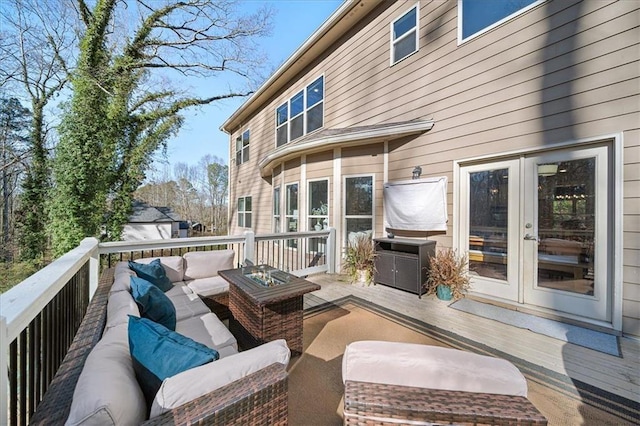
left=343, top=174, right=375, bottom=246
left=237, top=195, right=252, bottom=229
left=457, top=0, right=544, bottom=45
left=274, top=75, right=325, bottom=147
left=390, top=3, right=420, bottom=66
left=235, top=129, right=250, bottom=165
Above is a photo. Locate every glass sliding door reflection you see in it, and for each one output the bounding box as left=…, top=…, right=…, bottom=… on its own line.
left=468, top=169, right=509, bottom=281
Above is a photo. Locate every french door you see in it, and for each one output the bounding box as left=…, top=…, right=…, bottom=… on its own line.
left=459, top=145, right=611, bottom=323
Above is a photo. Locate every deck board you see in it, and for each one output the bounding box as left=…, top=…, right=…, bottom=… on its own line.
left=304, top=274, right=640, bottom=403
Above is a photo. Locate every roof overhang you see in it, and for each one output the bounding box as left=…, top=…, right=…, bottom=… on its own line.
left=258, top=119, right=434, bottom=177
left=220, top=0, right=379, bottom=134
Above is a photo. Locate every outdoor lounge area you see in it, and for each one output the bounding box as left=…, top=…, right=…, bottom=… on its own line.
left=2, top=233, right=639, bottom=425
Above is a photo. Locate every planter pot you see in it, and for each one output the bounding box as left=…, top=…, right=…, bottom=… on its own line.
left=314, top=223, right=322, bottom=231
left=355, top=269, right=370, bottom=287
left=436, top=285, right=453, bottom=301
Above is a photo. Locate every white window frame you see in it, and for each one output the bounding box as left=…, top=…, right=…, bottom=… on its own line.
left=274, top=75, right=324, bottom=146
left=237, top=195, right=252, bottom=229
left=457, top=0, right=544, bottom=44
left=390, top=3, right=420, bottom=66
left=343, top=174, right=375, bottom=246
left=235, top=129, right=250, bottom=165
left=308, top=178, right=329, bottom=231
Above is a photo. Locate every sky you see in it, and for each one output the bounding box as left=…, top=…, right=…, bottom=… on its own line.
left=163, top=0, right=343, bottom=169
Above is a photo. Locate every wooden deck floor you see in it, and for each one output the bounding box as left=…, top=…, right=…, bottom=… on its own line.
left=303, top=273, right=640, bottom=403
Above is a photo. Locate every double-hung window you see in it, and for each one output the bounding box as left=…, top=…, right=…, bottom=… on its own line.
left=344, top=176, right=374, bottom=245
left=285, top=183, right=299, bottom=248
left=238, top=196, right=252, bottom=228
left=308, top=179, right=329, bottom=231
left=459, top=0, right=542, bottom=43
left=275, top=76, right=324, bottom=147
left=235, top=129, right=250, bottom=165
left=273, top=187, right=281, bottom=232
left=391, top=4, right=419, bottom=65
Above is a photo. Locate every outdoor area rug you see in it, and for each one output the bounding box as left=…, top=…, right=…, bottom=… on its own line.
left=449, top=298, right=620, bottom=357
left=287, top=295, right=638, bottom=425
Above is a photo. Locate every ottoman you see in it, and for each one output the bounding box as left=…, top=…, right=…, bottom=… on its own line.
left=342, top=341, right=547, bottom=425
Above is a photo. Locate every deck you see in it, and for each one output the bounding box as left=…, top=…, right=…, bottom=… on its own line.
left=303, top=273, right=640, bottom=404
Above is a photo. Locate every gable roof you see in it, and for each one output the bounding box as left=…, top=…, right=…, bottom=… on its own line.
left=128, top=201, right=183, bottom=223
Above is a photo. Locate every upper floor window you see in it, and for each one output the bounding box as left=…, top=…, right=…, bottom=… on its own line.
left=238, top=196, right=252, bottom=228
left=459, top=0, right=542, bottom=43
left=391, top=4, right=419, bottom=65
left=276, top=76, right=324, bottom=147
left=235, top=129, right=250, bottom=165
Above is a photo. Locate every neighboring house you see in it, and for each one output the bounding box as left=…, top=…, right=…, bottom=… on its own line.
left=220, top=1, right=639, bottom=338
left=122, top=201, right=187, bottom=240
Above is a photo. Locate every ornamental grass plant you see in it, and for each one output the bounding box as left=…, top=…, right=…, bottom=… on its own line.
left=424, top=248, right=470, bottom=300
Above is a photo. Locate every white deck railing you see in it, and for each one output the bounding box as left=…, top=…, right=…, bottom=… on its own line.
left=0, top=229, right=336, bottom=425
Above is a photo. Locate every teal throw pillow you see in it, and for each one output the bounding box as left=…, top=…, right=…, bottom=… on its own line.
left=128, top=316, right=219, bottom=409
left=130, top=276, right=176, bottom=331
left=128, top=259, right=173, bottom=292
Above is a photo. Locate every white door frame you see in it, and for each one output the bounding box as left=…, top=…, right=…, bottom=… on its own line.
left=453, top=134, right=623, bottom=332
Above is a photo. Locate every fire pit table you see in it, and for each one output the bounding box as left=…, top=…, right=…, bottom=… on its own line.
left=219, top=265, right=320, bottom=356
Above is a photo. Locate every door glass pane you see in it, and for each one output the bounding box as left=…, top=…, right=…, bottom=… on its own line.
left=537, top=158, right=595, bottom=295
left=468, top=169, right=509, bottom=281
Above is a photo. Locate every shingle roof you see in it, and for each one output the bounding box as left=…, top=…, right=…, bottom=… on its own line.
left=128, top=201, right=182, bottom=223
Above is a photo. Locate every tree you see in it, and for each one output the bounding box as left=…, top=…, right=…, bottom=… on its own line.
left=207, top=160, right=228, bottom=234
left=0, top=0, right=74, bottom=260
left=0, top=97, right=31, bottom=260
left=49, top=0, right=272, bottom=255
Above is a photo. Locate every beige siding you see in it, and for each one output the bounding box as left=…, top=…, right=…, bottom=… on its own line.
left=224, top=0, right=640, bottom=336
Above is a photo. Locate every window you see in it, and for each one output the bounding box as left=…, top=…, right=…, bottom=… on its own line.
left=237, top=196, right=252, bottom=228
left=273, top=187, right=281, bottom=232
left=391, top=4, right=419, bottom=65
left=285, top=183, right=298, bottom=248
left=459, top=0, right=541, bottom=42
left=308, top=179, right=329, bottom=231
left=344, top=176, right=373, bottom=245
left=275, top=76, right=324, bottom=146
left=235, top=129, right=250, bottom=165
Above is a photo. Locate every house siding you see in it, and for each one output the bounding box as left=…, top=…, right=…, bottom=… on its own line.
left=224, top=0, right=639, bottom=337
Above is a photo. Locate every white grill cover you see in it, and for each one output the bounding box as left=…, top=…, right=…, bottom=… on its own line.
left=383, top=177, right=448, bottom=231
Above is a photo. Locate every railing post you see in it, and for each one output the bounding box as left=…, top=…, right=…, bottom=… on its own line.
left=327, top=227, right=337, bottom=274
left=84, top=237, right=101, bottom=299
left=244, top=230, right=255, bottom=265
left=0, top=314, right=8, bottom=425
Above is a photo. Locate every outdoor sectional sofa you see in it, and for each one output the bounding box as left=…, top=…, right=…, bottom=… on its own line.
left=30, top=251, right=290, bottom=425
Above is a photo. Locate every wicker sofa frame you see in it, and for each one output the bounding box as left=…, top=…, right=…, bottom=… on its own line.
left=343, top=380, right=547, bottom=426
left=30, top=268, right=288, bottom=425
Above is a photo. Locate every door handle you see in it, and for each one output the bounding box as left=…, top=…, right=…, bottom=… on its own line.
left=524, top=234, right=538, bottom=241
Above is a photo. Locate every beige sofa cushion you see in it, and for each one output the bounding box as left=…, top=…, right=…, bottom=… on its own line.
left=183, top=250, right=235, bottom=280
left=166, top=285, right=211, bottom=321
left=342, top=341, right=527, bottom=397
left=111, top=266, right=136, bottom=293
left=132, top=256, right=185, bottom=283
left=150, top=339, right=290, bottom=418
left=176, top=313, right=238, bottom=356
left=65, top=324, right=146, bottom=426
left=105, top=290, right=140, bottom=330
left=186, top=276, right=229, bottom=297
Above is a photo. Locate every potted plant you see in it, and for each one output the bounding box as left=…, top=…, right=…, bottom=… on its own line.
left=342, top=234, right=376, bottom=286
left=424, top=248, right=470, bottom=301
